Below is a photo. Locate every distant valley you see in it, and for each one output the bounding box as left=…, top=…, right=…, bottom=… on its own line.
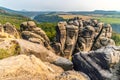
left=0, top=6, right=120, bottom=33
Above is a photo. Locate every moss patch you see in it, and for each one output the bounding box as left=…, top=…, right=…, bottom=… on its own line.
left=0, top=43, right=20, bottom=59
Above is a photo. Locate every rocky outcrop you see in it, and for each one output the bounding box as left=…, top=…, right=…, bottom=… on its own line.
left=0, top=54, right=89, bottom=80
left=0, top=22, right=20, bottom=39
left=0, top=20, right=118, bottom=80
left=54, top=21, right=79, bottom=59
left=55, top=21, right=67, bottom=55
left=0, top=39, right=73, bottom=70
left=20, top=21, right=53, bottom=51
left=0, top=55, right=63, bottom=80
left=54, top=17, right=115, bottom=59
left=72, top=45, right=120, bottom=80
left=64, top=25, right=78, bottom=59
left=0, top=22, right=21, bottom=59
left=0, top=21, right=73, bottom=71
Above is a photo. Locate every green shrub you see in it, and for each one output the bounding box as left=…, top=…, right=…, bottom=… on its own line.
left=111, top=32, right=120, bottom=46
left=37, top=22, right=57, bottom=41
left=0, top=44, right=20, bottom=59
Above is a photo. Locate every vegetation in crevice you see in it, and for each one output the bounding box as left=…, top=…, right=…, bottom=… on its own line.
left=111, top=32, right=120, bottom=46
left=0, top=43, right=20, bottom=59
left=37, top=22, right=57, bottom=41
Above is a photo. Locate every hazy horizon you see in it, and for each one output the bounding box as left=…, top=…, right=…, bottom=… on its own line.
left=0, top=0, right=120, bottom=11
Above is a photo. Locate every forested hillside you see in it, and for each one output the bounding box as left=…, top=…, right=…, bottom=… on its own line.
left=34, top=14, right=65, bottom=22
left=0, top=6, right=120, bottom=46
left=0, top=9, right=31, bottom=29
left=37, top=22, right=56, bottom=41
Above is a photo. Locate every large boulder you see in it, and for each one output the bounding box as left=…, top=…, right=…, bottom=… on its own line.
left=0, top=54, right=89, bottom=80
left=72, top=45, right=120, bottom=80
left=20, top=21, right=53, bottom=51
left=0, top=22, right=20, bottom=39
left=0, top=55, right=63, bottom=80
left=0, top=39, right=73, bottom=70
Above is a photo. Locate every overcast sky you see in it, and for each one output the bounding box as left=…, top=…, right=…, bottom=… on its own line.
left=0, top=0, right=120, bottom=11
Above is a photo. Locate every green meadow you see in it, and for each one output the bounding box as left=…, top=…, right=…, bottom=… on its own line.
left=97, top=17, right=120, bottom=24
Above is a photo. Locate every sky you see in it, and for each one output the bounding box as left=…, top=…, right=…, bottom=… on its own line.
left=0, top=0, right=120, bottom=11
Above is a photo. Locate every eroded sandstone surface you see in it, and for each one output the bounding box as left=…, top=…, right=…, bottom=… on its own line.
left=0, top=20, right=119, bottom=80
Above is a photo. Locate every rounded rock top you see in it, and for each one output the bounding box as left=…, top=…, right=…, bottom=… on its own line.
left=27, top=21, right=36, bottom=27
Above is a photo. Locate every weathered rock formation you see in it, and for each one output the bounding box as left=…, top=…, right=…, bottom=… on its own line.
left=0, top=54, right=89, bottom=80
left=72, top=45, right=120, bottom=80
left=55, top=21, right=67, bottom=55
left=0, top=22, right=20, bottom=39
left=0, top=39, right=73, bottom=70
left=0, top=21, right=73, bottom=71
left=63, top=25, right=78, bottom=59
left=0, top=55, right=63, bottom=80
left=20, top=21, right=53, bottom=51
left=54, top=17, right=115, bottom=59
left=0, top=20, right=119, bottom=80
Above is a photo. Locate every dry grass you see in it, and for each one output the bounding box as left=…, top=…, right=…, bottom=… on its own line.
left=58, top=14, right=92, bottom=20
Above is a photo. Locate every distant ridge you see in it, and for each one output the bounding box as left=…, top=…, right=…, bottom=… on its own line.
left=1, top=6, right=120, bottom=18
left=0, top=6, right=49, bottom=18
left=94, top=10, right=117, bottom=12
left=0, top=6, right=15, bottom=13
left=0, top=9, right=7, bottom=14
